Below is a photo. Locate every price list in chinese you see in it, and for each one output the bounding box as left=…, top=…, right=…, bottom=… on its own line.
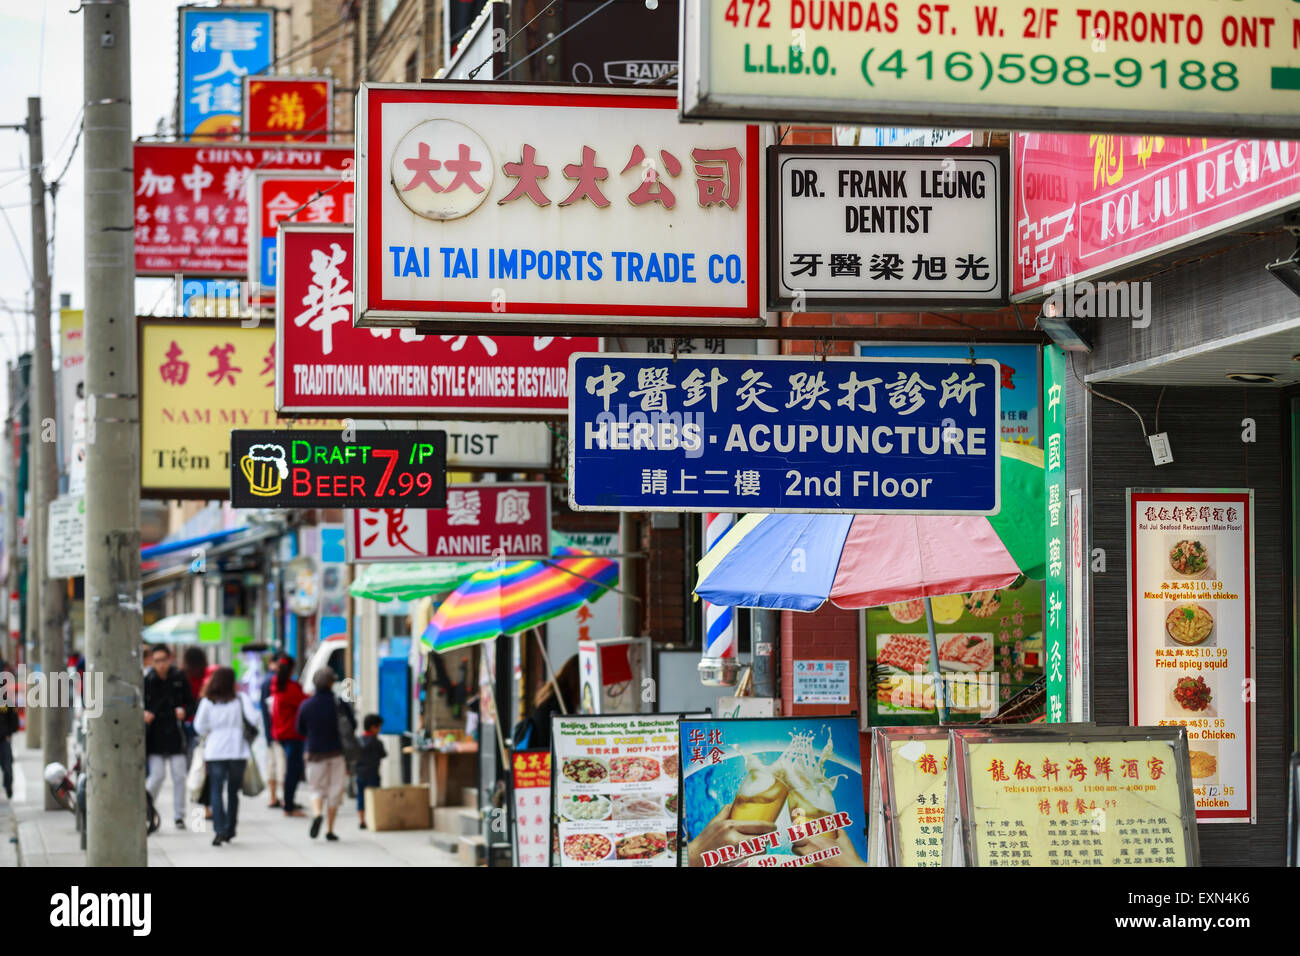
left=883, top=735, right=949, bottom=868
left=511, top=750, right=552, bottom=869
left=550, top=716, right=679, bottom=868
left=1128, top=490, right=1255, bottom=822
left=963, top=738, right=1193, bottom=866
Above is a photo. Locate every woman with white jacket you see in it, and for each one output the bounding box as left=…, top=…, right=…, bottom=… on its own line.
left=193, top=667, right=260, bottom=846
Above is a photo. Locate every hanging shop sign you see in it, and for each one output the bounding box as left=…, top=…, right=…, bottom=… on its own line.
left=551, top=714, right=680, bottom=867
left=345, top=482, right=550, bottom=563
left=791, top=659, right=851, bottom=705
left=1015, top=134, right=1300, bottom=298
left=768, top=147, right=1008, bottom=310
left=1069, top=488, right=1085, bottom=724
left=1128, top=489, right=1255, bottom=823
left=276, top=225, right=597, bottom=416
left=1044, top=346, right=1067, bottom=722
left=230, top=428, right=447, bottom=510
left=559, top=0, right=679, bottom=85
left=867, top=727, right=948, bottom=867
left=681, top=1, right=1300, bottom=136
left=247, top=171, right=354, bottom=307
left=858, top=343, right=1040, bottom=447
left=511, top=750, right=553, bottom=869
left=132, top=142, right=353, bottom=277
left=680, top=715, right=867, bottom=868
left=242, top=75, right=334, bottom=142
left=140, top=320, right=344, bottom=497
left=944, top=726, right=1200, bottom=866
left=864, top=577, right=1044, bottom=727
left=354, top=83, right=763, bottom=329
left=577, top=638, right=652, bottom=715
left=47, top=495, right=86, bottom=579
left=58, top=309, right=86, bottom=492
left=443, top=1, right=504, bottom=80
left=569, top=353, right=1000, bottom=515
left=178, top=5, right=274, bottom=140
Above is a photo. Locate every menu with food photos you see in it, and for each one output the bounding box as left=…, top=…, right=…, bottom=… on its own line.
left=1128, top=490, right=1255, bottom=823
left=550, top=715, right=679, bottom=867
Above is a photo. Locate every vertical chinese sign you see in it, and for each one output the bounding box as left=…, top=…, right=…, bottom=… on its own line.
left=1043, top=346, right=1066, bottom=722
left=511, top=750, right=552, bottom=868
left=1128, top=490, right=1255, bottom=823
left=179, top=6, right=274, bottom=140
left=243, top=75, right=333, bottom=142
left=551, top=715, right=679, bottom=867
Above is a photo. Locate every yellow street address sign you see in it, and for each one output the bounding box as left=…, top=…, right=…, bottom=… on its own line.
left=681, top=1, right=1300, bottom=135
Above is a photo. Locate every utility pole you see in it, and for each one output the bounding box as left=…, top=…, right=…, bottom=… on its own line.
left=83, top=0, right=146, bottom=865
left=26, top=97, right=68, bottom=806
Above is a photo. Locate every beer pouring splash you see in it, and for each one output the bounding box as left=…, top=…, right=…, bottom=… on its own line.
left=728, top=727, right=846, bottom=824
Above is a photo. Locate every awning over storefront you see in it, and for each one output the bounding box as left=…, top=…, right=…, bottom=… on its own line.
left=349, top=561, right=486, bottom=603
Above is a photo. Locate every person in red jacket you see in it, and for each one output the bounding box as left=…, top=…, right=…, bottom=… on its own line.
left=269, top=655, right=308, bottom=817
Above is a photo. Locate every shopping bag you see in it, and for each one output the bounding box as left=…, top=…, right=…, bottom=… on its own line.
left=241, top=753, right=266, bottom=798
left=186, top=739, right=207, bottom=802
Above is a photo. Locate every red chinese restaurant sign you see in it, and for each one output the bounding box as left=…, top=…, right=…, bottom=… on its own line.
left=243, top=75, right=333, bottom=142
left=1014, top=134, right=1300, bottom=297
left=276, top=226, right=597, bottom=416
left=248, top=171, right=355, bottom=306
left=133, top=142, right=354, bottom=276
left=345, top=482, right=551, bottom=563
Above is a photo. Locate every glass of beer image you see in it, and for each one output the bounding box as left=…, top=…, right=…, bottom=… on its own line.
left=729, top=759, right=789, bottom=823
left=786, top=783, right=836, bottom=822
left=241, top=443, right=289, bottom=497
left=775, top=728, right=845, bottom=824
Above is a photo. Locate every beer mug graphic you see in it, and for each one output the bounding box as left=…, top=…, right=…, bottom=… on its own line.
left=241, top=443, right=289, bottom=497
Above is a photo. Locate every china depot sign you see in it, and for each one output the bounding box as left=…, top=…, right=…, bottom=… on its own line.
left=133, top=142, right=354, bottom=277
left=276, top=225, right=598, bottom=416
left=345, top=482, right=551, bottom=563
left=247, top=171, right=355, bottom=307
left=569, top=353, right=1000, bottom=515
left=243, top=75, right=334, bottom=142
left=230, top=428, right=447, bottom=509
left=681, top=1, right=1300, bottom=135
left=769, top=146, right=1008, bottom=310
left=355, top=83, right=763, bottom=329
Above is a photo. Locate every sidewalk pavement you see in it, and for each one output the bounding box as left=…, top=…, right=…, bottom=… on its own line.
left=4, top=731, right=465, bottom=867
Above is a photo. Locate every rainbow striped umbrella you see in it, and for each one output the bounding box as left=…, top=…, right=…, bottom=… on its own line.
left=421, top=546, right=619, bottom=651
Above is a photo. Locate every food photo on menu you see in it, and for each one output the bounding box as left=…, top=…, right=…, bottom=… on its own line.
left=552, top=716, right=679, bottom=867
left=679, top=717, right=867, bottom=868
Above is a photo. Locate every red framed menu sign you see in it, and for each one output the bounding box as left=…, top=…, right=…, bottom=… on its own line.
left=1127, top=490, right=1255, bottom=823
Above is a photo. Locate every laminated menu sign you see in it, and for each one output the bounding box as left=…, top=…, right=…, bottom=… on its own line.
left=1128, top=490, right=1255, bottom=823
left=946, top=727, right=1199, bottom=867
left=869, top=728, right=948, bottom=867
left=511, top=751, right=552, bottom=869
left=680, top=716, right=867, bottom=868
left=550, top=715, right=679, bottom=867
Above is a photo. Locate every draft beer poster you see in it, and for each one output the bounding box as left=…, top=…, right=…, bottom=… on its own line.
left=680, top=717, right=867, bottom=868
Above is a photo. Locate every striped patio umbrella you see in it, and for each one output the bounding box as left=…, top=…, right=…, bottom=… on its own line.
left=421, top=546, right=619, bottom=651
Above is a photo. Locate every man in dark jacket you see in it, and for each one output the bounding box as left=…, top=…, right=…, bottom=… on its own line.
left=296, top=667, right=355, bottom=842
left=0, top=693, right=19, bottom=800
left=143, top=644, right=195, bottom=828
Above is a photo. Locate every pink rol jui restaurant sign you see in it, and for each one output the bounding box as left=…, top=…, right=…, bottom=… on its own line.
left=275, top=224, right=598, bottom=416
left=1014, top=134, right=1300, bottom=297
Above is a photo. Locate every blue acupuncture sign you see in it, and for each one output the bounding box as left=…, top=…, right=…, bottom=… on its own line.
left=568, top=353, right=1001, bottom=515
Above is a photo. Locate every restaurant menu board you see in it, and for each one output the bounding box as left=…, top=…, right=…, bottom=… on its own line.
left=511, top=751, right=552, bottom=868
left=680, top=717, right=867, bottom=868
left=947, top=728, right=1199, bottom=867
left=550, top=715, right=679, bottom=867
left=872, top=730, right=948, bottom=868
left=865, top=579, right=1044, bottom=726
left=1128, top=490, right=1255, bottom=823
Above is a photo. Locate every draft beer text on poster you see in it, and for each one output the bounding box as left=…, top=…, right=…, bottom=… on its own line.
left=680, top=716, right=867, bottom=868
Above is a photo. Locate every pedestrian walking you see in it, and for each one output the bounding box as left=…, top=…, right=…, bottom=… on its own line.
left=144, top=644, right=196, bottom=829
left=260, top=657, right=282, bottom=808
left=296, top=667, right=356, bottom=842
left=270, top=655, right=308, bottom=817
left=356, top=714, right=386, bottom=829
left=0, top=694, right=18, bottom=800
left=192, top=666, right=260, bottom=847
